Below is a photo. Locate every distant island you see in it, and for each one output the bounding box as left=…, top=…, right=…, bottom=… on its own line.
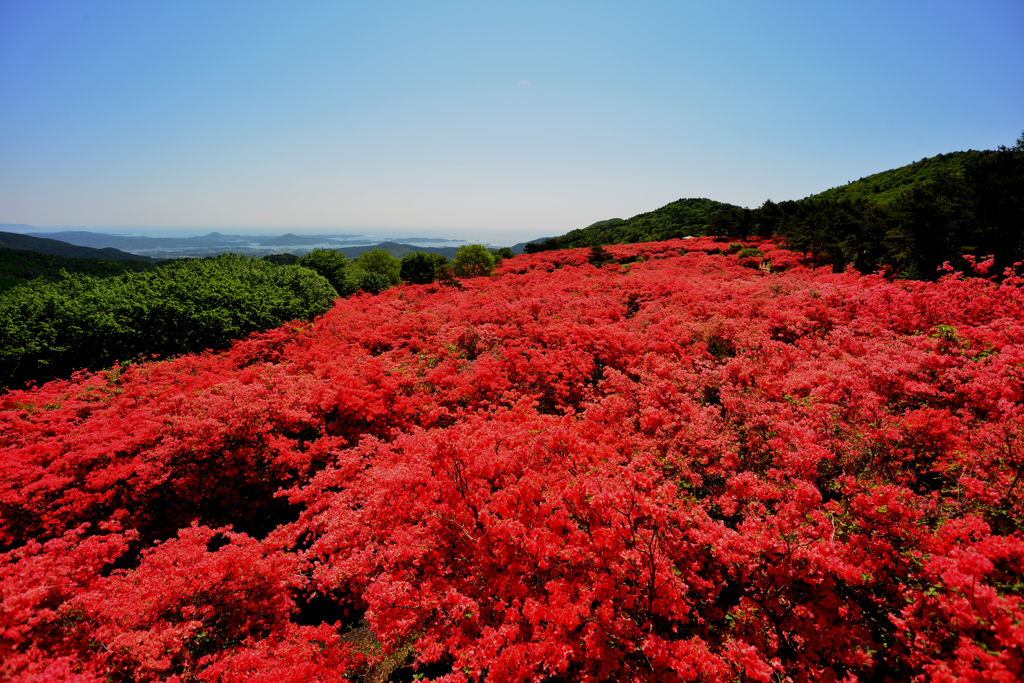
left=0, top=228, right=480, bottom=260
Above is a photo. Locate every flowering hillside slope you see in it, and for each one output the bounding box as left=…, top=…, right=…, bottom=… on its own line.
left=2, top=239, right=1023, bottom=682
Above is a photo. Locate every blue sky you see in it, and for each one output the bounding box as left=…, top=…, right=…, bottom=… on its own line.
left=1, top=0, right=1022, bottom=242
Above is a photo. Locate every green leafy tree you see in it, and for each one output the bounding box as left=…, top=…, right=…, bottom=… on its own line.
left=261, top=253, right=299, bottom=265
left=431, top=253, right=449, bottom=271
left=587, top=245, right=612, bottom=265
left=298, top=249, right=353, bottom=296
left=356, top=249, right=401, bottom=286
left=357, top=270, right=393, bottom=295
left=756, top=199, right=782, bottom=240
left=490, top=247, right=515, bottom=267
left=435, top=262, right=461, bottom=287
left=400, top=251, right=439, bottom=285
left=452, top=245, right=496, bottom=278
left=431, top=254, right=458, bottom=286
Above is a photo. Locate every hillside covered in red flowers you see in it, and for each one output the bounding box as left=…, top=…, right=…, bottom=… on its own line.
left=2, top=238, right=1023, bottom=682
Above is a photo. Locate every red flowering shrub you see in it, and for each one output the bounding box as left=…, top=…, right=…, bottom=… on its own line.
left=3, top=239, right=1023, bottom=681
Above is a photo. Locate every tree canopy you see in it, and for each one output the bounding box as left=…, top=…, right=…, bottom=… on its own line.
left=298, top=248, right=354, bottom=296
left=0, top=247, right=158, bottom=293
left=0, top=254, right=336, bottom=390
left=452, top=244, right=496, bottom=278
left=356, top=248, right=402, bottom=286
left=400, top=251, right=441, bottom=285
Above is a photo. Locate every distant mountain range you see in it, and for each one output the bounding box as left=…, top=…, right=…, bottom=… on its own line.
left=0, top=227, right=474, bottom=264
left=0, top=231, right=156, bottom=262
left=11, top=230, right=370, bottom=254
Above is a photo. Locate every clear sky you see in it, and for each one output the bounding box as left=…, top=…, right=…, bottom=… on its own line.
left=1, top=0, right=1022, bottom=242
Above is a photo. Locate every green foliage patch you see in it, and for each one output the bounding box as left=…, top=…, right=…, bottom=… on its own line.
left=809, top=150, right=990, bottom=205
left=298, top=248, right=359, bottom=296
left=0, top=248, right=158, bottom=293
left=0, top=254, right=337, bottom=390
left=452, top=244, right=496, bottom=278
left=355, top=249, right=402, bottom=288
left=400, top=251, right=445, bottom=285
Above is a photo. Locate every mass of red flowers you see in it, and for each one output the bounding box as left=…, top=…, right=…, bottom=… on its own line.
left=2, top=238, right=1023, bottom=682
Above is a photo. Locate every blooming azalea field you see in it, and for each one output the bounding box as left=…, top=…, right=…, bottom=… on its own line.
left=2, top=238, right=1023, bottom=682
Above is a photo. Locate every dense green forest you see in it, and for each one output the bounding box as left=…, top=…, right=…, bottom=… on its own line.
left=545, top=140, right=1024, bottom=279
left=0, top=248, right=160, bottom=293
left=807, top=150, right=990, bottom=205
left=710, top=143, right=1024, bottom=278
left=0, top=245, right=501, bottom=391
left=0, top=255, right=337, bottom=390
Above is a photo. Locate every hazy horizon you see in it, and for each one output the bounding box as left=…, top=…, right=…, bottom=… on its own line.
left=1, top=223, right=537, bottom=245
left=2, top=1, right=1022, bottom=242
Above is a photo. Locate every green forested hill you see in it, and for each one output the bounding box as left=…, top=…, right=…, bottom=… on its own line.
left=558, top=198, right=740, bottom=248
left=0, top=248, right=159, bottom=293
left=808, top=150, right=992, bottom=205
left=582, top=218, right=626, bottom=231
left=0, top=231, right=154, bottom=261
left=543, top=142, right=1022, bottom=280
left=554, top=150, right=997, bottom=252
left=336, top=240, right=461, bottom=260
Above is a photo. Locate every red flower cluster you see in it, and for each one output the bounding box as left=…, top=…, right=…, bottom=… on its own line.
left=3, top=239, right=1023, bottom=682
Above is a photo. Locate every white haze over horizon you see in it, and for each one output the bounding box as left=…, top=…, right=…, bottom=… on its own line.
left=6, top=224, right=531, bottom=246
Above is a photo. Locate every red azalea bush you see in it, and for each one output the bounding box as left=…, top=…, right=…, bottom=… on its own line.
left=2, top=240, right=1023, bottom=681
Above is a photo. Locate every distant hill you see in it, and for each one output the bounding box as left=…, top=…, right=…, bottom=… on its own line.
left=510, top=237, right=559, bottom=254
left=0, top=231, right=155, bottom=262
left=23, top=230, right=239, bottom=250
left=557, top=198, right=740, bottom=249
left=336, top=241, right=462, bottom=260
left=0, top=247, right=158, bottom=293
left=806, top=150, right=992, bottom=205
left=7, top=230, right=462, bottom=259
left=19, top=230, right=371, bottom=253
left=582, top=218, right=626, bottom=231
